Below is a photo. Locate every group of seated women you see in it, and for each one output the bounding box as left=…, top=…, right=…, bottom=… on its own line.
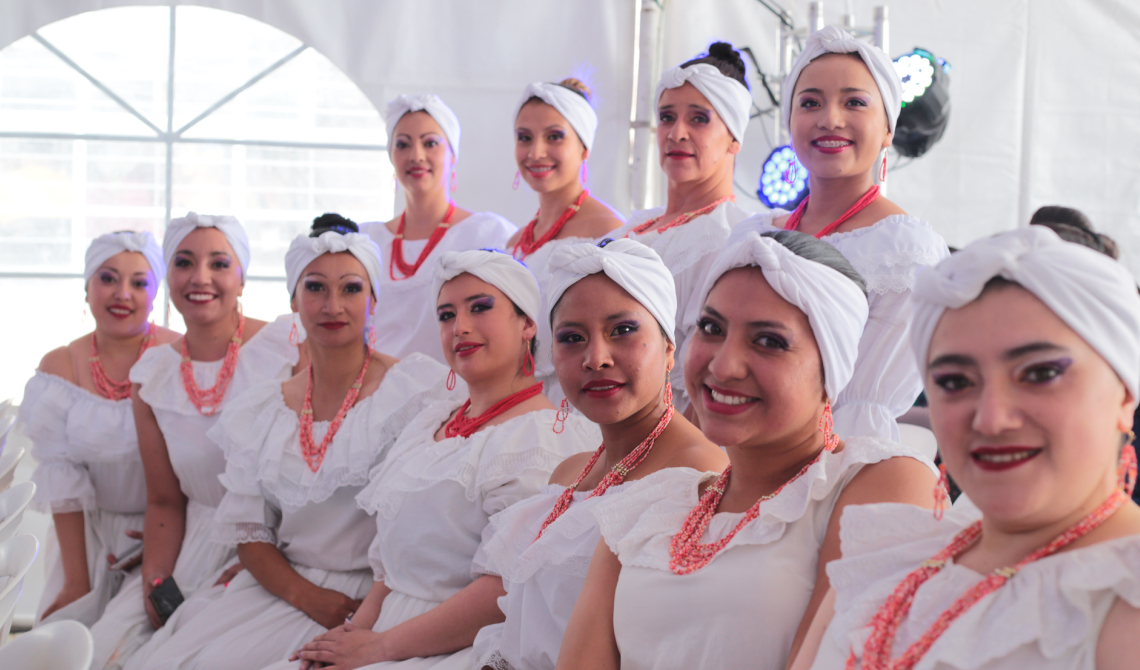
left=16, top=25, right=1138, bottom=670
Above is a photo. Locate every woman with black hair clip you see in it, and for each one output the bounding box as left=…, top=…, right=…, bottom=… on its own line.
left=609, top=42, right=757, bottom=408
left=124, top=214, right=449, bottom=670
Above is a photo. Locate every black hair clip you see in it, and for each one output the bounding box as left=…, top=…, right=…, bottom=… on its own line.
left=597, top=238, right=615, bottom=248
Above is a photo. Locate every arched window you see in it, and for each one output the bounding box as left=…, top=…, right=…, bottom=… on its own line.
left=0, top=6, right=392, bottom=399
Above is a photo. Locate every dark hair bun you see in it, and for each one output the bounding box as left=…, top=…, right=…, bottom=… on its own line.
left=558, top=77, right=593, bottom=102
left=310, top=213, right=358, bottom=237
left=682, top=41, right=749, bottom=90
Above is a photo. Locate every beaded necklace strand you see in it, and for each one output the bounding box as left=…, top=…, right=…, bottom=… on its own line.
left=784, top=185, right=880, bottom=239
left=512, top=189, right=589, bottom=260
left=850, top=443, right=1137, bottom=670
left=180, top=315, right=244, bottom=416
left=298, top=346, right=371, bottom=473
left=626, top=195, right=734, bottom=237
left=390, top=202, right=456, bottom=280
left=443, top=382, right=544, bottom=439
left=90, top=322, right=157, bottom=400
left=535, top=402, right=674, bottom=541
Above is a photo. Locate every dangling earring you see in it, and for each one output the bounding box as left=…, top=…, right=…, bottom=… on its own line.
left=512, top=171, right=521, bottom=190
left=82, top=307, right=88, bottom=325
left=580, top=162, right=588, bottom=185
left=288, top=316, right=299, bottom=345
left=933, top=461, right=951, bottom=520
left=1118, top=435, right=1137, bottom=496
left=367, top=324, right=377, bottom=350
left=450, top=171, right=458, bottom=193
left=878, top=150, right=888, bottom=183
left=522, top=347, right=535, bottom=377
left=446, top=369, right=457, bottom=391
left=553, top=398, right=570, bottom=433
left=664, top=381, right=674, bottom=407
left=818, top=403, right=839, bottom=452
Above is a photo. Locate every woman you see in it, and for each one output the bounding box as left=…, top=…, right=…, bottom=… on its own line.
left=795, top=227, right=1140, bottom=669
left=362, top=94, right=516, bottom=363
left=281, top=249, right=598, bottom=670
left=470, top=238, right=728, bottom=670
left=556, top=231, right=937, bottom=670
left=507, top=77, right=623, bottom=402
left=609, top=42, right=756, bottom=406
left=89, top=213, right=305, bottom=670
left=18, top=232, right=179, bottom=627
left=732, top=26, right=949, bottom=441
left=122, top=216, right=449, bottom=670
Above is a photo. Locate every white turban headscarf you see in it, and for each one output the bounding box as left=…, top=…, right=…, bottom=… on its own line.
left=656, top=62, right=753, bottom=145
left=912, top=227, right=1140, bottom=405
left=432, top=249, right=542, bottom=324
left=85, top=231, right=165, bottom=285
left=515, top=82, right=598, bottom=151
left=285, top=231, right=384, bottom=300
left=385, top=94, right=462, bottom=159
left=163, top=212, right=251, bottom=273
left=696, top=231, right=868, bottom=402
left=546, top=238, right=677, bottom=343
left=783, top=26, right=902, bottom=136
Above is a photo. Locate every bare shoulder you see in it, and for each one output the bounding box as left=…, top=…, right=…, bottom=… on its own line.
left=451, top=207, right=474, bottom=225
left=281, top=371, right=306, bottom=413
left=39, top=343, right=78, bottom=382
left=1097, top=596, right=1140, bottom=669
left=241, top=317, right=269, bottom=344
left=549, top=451, right=596, bottom=486
left=507, top=227, right=523, bottom=247
left=664, top=440, right=729, bottom=474
left=839, top=453, right=937, bottom=508
left=363, top=351, right=400, bottom=392
left=153, top=325, right=182, bottom=346
left=565, top=199, right=623, bottom=239
left=873, top=196, right=908, bottom=218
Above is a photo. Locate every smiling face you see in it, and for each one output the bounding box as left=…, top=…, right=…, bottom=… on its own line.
left=656, top=82, right=740, bottom=186
left=925, top=282, right=1133, bottom=528
left=167, top=227, right=244, bottom=326
left=85, top=250, right=159, bottom=337
left=437, top=273, right=535, bottom=385
left=391, top=110, right=454, bottom=196
left=291, top=252, right=374, bottom=351
left=789, top=53, right=892, bottom=180
left=515, top=100, right=588, bottom=194
left=551, top=273, right=675, bottom=425
left=684, top=267, right=827, bottom=449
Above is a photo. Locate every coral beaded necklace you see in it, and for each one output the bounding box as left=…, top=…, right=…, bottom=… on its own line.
left=443, top=382, right=545, bottom=439
left=627, top=195, right=734, bottom=237
left=298, top=346, right=371, bottom=473
left=90, top=322, right=157, bottom=400
left=390, top=202, right=456, bottom=280
left=783, top=185, right=880, bottom=239
left=512, top=189, right=589, bottom=259
left=180, top=315, right=244, bottom=416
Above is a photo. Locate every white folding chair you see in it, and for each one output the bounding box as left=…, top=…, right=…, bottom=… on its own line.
left=0, top=482, right=36, bottom=544
left=898, top=423, right=939, bottom=461
left=0, top=445, right=24, bottom=494
left=0, top=534, right=39, bottom=646
left=0, top=619, right=93, bottom=668
left=0, top=414, right=14, bottom=458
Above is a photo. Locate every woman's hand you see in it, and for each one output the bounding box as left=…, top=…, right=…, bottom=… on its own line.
left=291, top=622, right=387, bottom=670
left=105, top=530, right=145, bottom=571
left=212, top=562, right=244, bottom=587
left=140, top=576, right=165, bottom=629
left=298, top=587, right=363, bottom=630
left=41, top=581, right=90, bottom=619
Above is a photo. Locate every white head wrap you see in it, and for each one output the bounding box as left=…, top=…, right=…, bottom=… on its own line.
left=656, top=62, right=753, bottom=145
left=84, top=231, right=165, bottom=284
left=783, top=26, right=902, bottom=136
left=912, top=227, right=1140, bottom=405
left=432, top=249, right=542, bottom=324
left=162, top=212, right=251, bottom=273
left=546, top=238, right=677, bottom=342
left=285, top=231, right=383, bottom=300
left=514, top=82, right=598, bottom=151
left=696, top=231, right=868, bottom=401
left=385, top=94, right=462, bottom=159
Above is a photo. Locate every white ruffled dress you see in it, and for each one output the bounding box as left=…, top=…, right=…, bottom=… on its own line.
left=470, top=479, right=631, bottom=670
left=594, top=437, right=935, bottom=670
left=812, top=500, right=1140, bottom=669
left=123, top=354, right=449, bottom=670
left=278, top=401, right=598, bottom=670
left=89, top=315, right=300, bottom=670
left=362, top=212, right=516, bottom=364
left=611, top=202, right=752, bottom=403
left=17, top=372, right=146, bottom=626
left=730, top=213, right=950, bottom=441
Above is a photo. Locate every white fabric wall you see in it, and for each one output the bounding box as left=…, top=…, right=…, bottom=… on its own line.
left=2, top=0, right=1138, bottom=268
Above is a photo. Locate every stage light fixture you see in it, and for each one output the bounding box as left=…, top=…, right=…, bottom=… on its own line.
left=892, top=48, right=951, bottom=158
left=758, top=145, right=808, bottom=210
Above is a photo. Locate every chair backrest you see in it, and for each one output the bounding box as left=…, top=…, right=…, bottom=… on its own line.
left=0, top=619, right=93, bottom=669
left=0, top=445, right=24, bottom=494
left=0, top=398, right=12, bottom=418
left=0, top=534, right=39, bottom=646
left=898, top=423, right=939, bottom=461
left=0, top=482, right=36, bottom=544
